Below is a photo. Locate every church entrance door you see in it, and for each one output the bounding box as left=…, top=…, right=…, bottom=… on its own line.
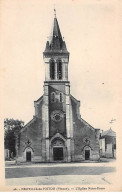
left=85, top=150, right=90, bottom=160
left=53, top=147, right=63, bottom=161
left=26, top=151, right=31, bottom=162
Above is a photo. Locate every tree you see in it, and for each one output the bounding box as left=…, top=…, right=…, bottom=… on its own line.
left=4, top=118, right=24, bottom=157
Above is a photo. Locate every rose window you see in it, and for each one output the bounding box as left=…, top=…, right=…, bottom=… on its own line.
left=51, top=110, right=63, bottom=122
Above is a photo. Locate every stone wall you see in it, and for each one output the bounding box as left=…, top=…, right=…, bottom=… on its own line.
left=17, top=92, right=100, bottom=162
left=71, top=96, right=100, bottom=161
left=17, top=117, right=43, bottom=162
left=48, top=84, right=66, bottom=138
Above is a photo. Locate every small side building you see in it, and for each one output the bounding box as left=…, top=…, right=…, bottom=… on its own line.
left=4, top=149, right=10, bottom=160
left=100, top=128, right=116, bottom=158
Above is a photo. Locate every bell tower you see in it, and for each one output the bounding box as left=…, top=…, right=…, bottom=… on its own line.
left=17, top=8, right=100, bottom=163
left=42, top=10, right=74, bottom=162
left=43, top=10, right=69, bottom=82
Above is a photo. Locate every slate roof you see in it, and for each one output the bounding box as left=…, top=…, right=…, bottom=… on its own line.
left=44, top=14, right=68, bottom=53
left=101, top=128, right=116, bottom=138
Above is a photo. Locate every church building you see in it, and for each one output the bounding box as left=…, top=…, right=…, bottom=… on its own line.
left=16, top=11, right=100, bottom=163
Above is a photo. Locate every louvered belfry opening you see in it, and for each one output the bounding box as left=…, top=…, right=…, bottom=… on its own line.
left=50, top=60, right=55, bottom=80
left=57, top=60, right=62, bottom=80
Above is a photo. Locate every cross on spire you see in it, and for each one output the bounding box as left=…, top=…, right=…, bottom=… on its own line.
left=54, top=5, right=56, bottom=18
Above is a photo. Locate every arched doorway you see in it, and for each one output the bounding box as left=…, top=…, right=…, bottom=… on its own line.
left=26, top=151, right=31, bottom=162
left=53, top=147, right=63, bottom=161
left=52, top=139, right=65, bottom=161
left=50, top=133, right=67, bottom=162
left=84, top=146, right=91, bottom=160
left=24, top=147, right=33, bottom=162
left=85, top=150, right=90, bottom=160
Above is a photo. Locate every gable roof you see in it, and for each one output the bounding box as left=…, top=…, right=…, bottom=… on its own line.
left=34, top=95, right=43, bottom=103
left=18, top=117, right=37, bottom=134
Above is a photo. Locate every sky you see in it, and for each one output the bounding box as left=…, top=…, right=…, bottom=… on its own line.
left=0, top=0, right=122, bottom=132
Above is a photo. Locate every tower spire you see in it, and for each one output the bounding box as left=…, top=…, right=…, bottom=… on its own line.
left=44, top=9, right=69, bottom=53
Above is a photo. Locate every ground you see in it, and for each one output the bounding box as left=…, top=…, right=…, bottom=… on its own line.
left=5, top=159, right=116, bottom=185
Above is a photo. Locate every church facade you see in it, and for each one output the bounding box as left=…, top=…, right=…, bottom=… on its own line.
left=16, top=12, right=100, bottom=163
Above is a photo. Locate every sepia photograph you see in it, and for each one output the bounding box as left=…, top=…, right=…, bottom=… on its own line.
left=0, top=0, right=122, bottom=192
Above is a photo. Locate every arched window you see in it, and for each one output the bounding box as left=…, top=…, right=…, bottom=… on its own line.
left=57, top=60, right=62, bottom=80
left=59, top=93, right=63, bottom=102
left=50, top=60, right=55, bottom=80
left=51, top=92, right=55, bottom=103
